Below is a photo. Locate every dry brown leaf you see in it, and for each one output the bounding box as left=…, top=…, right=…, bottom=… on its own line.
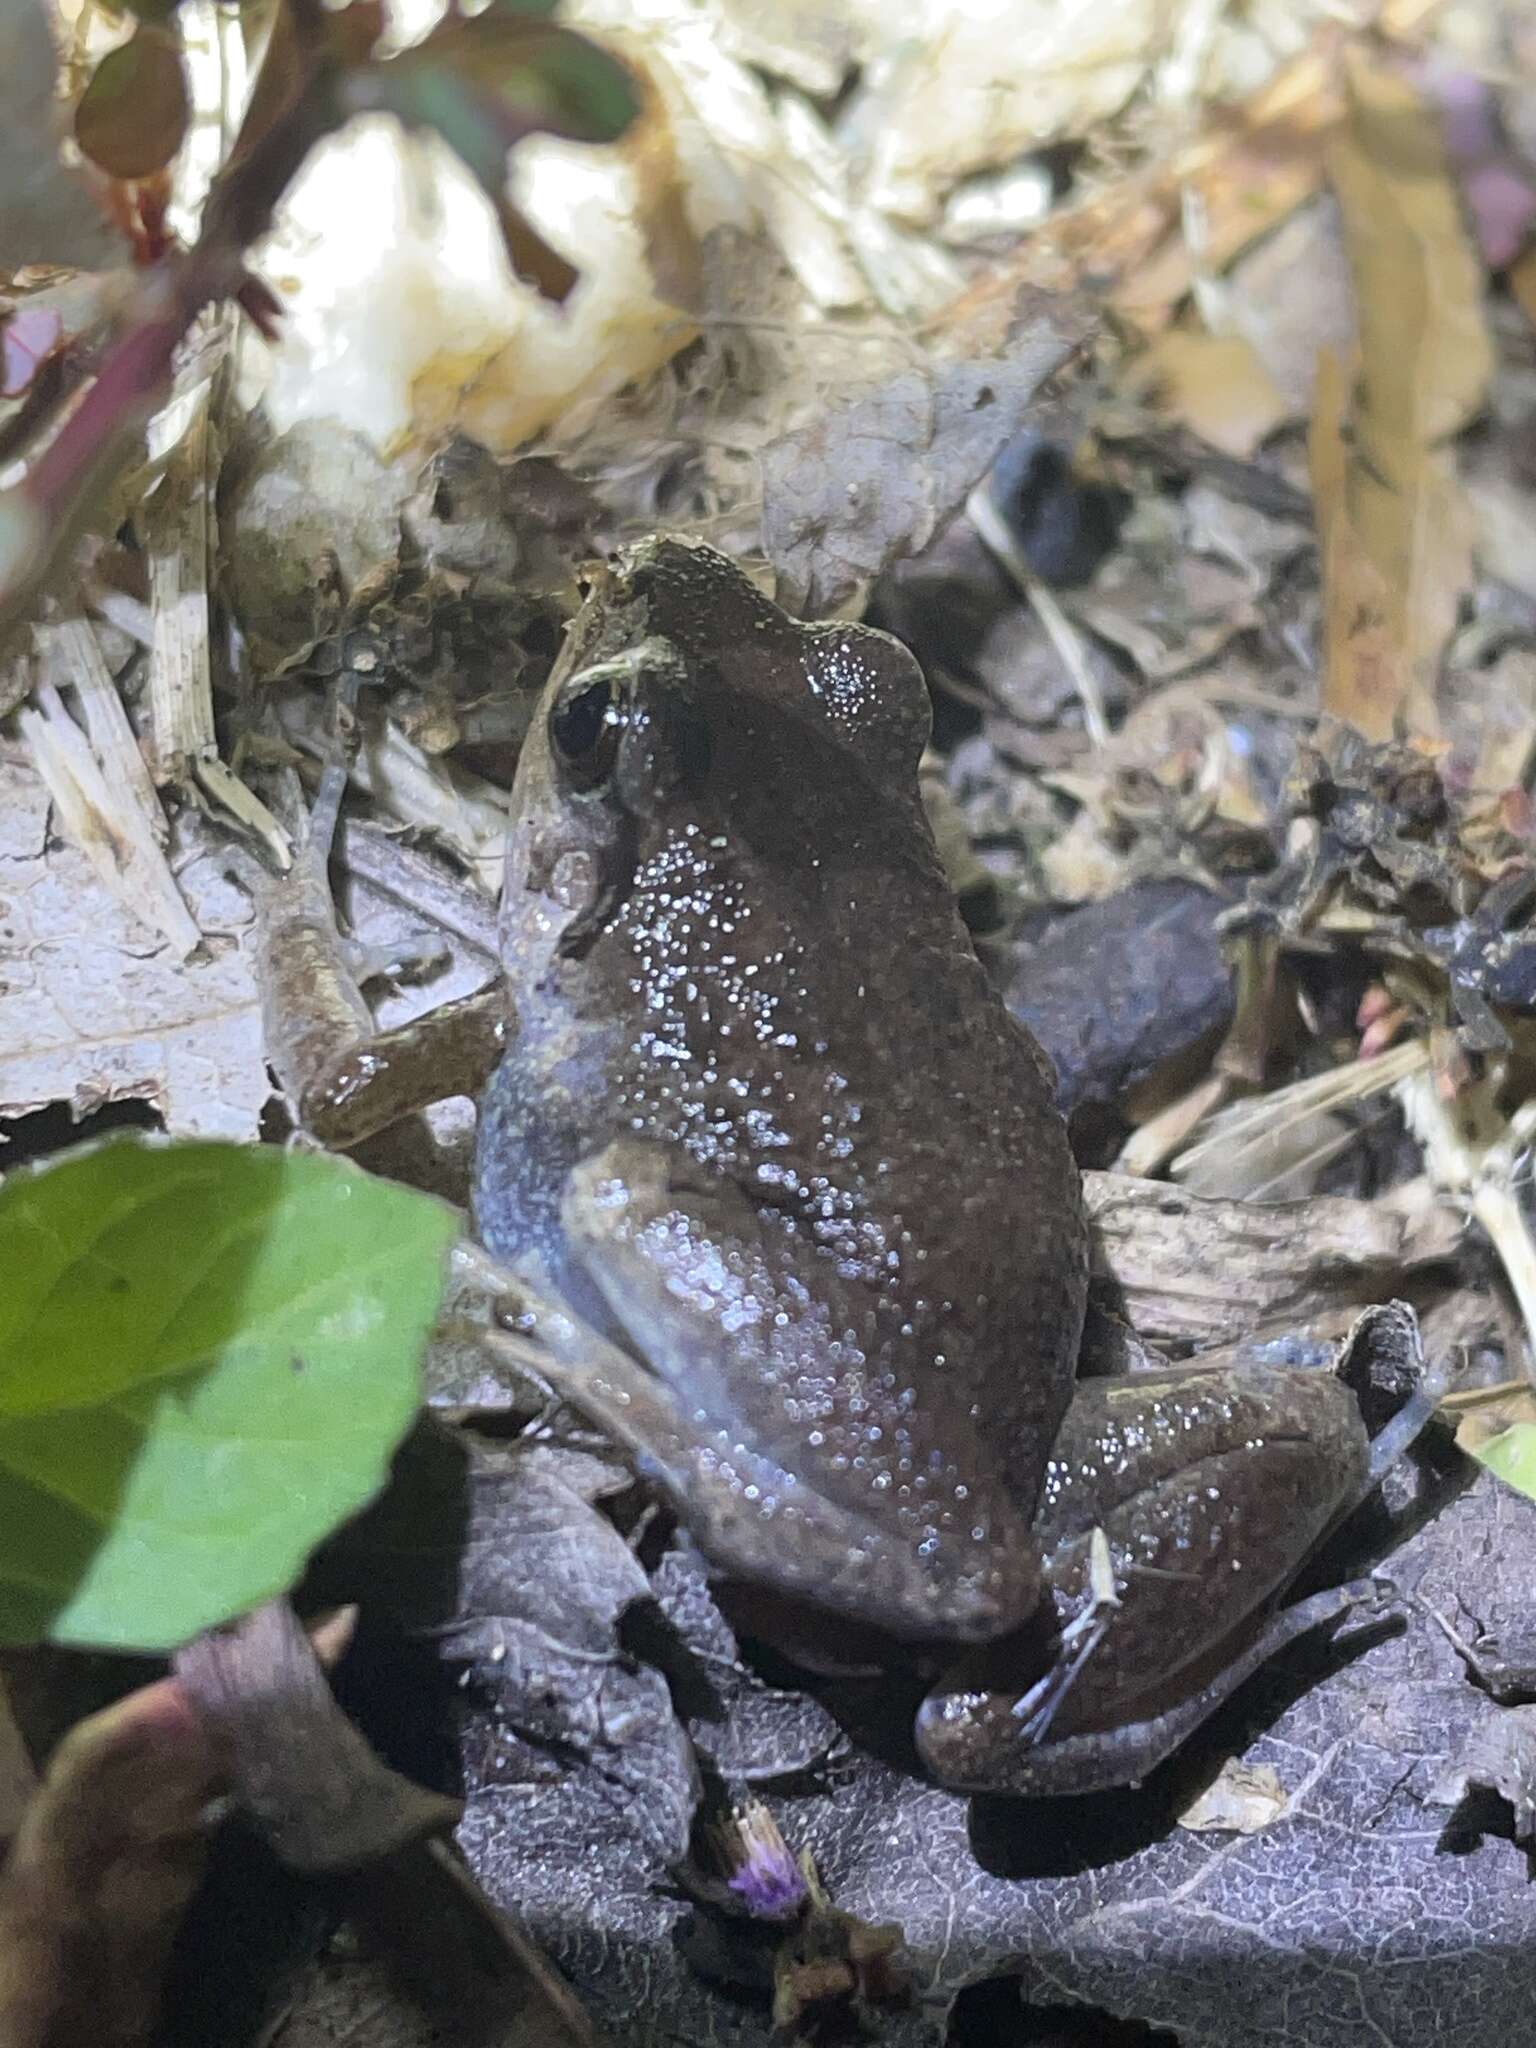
left=618, top=56, right=705, bottom=316
left=947, top=41, right=1336, bottom=334
left=1311, top=54, right=1493, bottom=742
left=761, top=285, right=1092, bottom=614
left=1309, top=348, right=1404, bottom=741
left=1332, top=53, right=1493, bottom=457
left=946, top=0, right=1445, bottom=341
left=1080, top=1167, right=1461, bottom=1350
left=1129, top=327, right=1290, bottom=458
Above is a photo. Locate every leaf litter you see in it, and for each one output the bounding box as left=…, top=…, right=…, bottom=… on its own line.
left=10, top=1, right=1536, bottom=2045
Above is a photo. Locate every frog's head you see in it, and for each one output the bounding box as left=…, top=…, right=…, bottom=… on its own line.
left=620, top=534, right=933, bottom=782
left=500, top=535, right=938, bottom=978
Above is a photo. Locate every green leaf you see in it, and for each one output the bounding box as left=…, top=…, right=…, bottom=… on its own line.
left=1464, top=1419, right=1536, bottom=1503
left=75, top=23, right=191, bottom=182
left=381, top=20, right=638, bottom=152
left=350, top=18, right=637, bottom=301
left=0, top=1138, right=456, bottom=1651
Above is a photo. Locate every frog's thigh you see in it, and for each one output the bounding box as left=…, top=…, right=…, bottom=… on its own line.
left=556, top=1140, right=926, bottom=1619
left=918, top=1363, right=1373, bottom=1796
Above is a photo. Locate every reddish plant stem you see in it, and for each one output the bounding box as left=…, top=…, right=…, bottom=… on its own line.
left=0, top=35, right=345, bottom=628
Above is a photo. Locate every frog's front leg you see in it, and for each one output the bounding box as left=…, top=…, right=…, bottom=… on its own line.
left=916, top=1362, right=1428, bottom=1797
left=247, top=768, right=506, bottom=1149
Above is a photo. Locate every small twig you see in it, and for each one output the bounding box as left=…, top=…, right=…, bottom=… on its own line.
left=1173, top=1041, right=1429, bottom=1182
left=965, top=481, right=1111, bottom=747
left=1118, top=1070, right=1231, bottom=1179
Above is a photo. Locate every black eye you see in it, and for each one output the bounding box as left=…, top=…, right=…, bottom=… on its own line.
left=550, top=672, right=627, bottom=789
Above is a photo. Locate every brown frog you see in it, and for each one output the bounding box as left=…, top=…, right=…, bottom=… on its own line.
left=471, top=534, right=1427, bottom=1796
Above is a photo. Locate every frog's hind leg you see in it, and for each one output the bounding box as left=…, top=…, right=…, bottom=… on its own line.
left=921, top=1574, right=1392, bottom=1797
left=917, top=1353, right=1441, bottom=1798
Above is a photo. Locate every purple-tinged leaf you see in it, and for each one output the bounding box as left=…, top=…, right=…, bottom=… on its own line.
left=1, top=307, right=63, bottom=399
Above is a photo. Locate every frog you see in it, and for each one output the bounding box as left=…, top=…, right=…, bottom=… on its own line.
left=467, top=533, right=1428, bottom=1797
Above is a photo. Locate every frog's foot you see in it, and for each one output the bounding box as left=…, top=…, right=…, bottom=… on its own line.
left=298, top=985, right=507, bottom=1149
left=1363, top=1364, right=1447, bottom=1486
left=917, top=1577, right=1393, bottom=1797
left=973, top=1379, right=1444, bottom=1780
left=242, top=748, right=505, bottom=1148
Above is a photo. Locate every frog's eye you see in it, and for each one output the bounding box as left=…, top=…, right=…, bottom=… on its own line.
left=550, top=669, right=627, bottom=790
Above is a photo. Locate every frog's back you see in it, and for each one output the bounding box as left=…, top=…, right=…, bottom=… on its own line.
left=477, top=538, right=1087, bottom=1634
left=608, top=697, right=1086, bottom=1511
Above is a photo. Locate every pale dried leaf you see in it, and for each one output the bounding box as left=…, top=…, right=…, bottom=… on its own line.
left=860, top=0, right=1159, bottom=227
left=1177, top=1761, right=1289, bottom=1836
left=0, top=764, right=267, bottom=1141
left=1313, top=53, right=1494, bottom=741
left=1130, top=328, right=1291, bottom=459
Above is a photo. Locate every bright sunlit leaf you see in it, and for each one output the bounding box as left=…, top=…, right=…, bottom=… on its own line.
left=0, top=1138, right=456, bottom=1651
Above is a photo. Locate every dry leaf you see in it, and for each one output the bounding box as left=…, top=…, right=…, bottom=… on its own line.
left=861, top=0, right=1162, bottom=227
left=1178, top=1761, right=1289, bottom=1836
left=948, top=3, right=1443, bottom=342
left=761, top=286, right=1091, bottom=614
left=1129, top=327, right=1290, bottom=459
left=1312, top=53, right=1494, bottom=742
left=1079, top=1169, right=1461, bottom=1350
left=0, top=765, right=268, bottom=1142
left=1310, top=348, right=1404, bottom=742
